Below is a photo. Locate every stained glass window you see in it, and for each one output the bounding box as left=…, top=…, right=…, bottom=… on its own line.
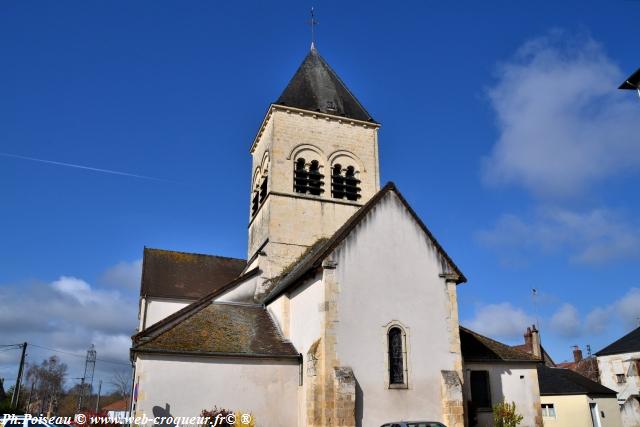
left=388, top=327, right=404, bottom=385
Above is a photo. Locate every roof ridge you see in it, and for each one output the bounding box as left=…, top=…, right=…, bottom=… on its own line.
left=144, top=246, right=246, bottom=262
left=262, top=182, right=466, bottom=304
left=595, top=325, right=640, bottom=356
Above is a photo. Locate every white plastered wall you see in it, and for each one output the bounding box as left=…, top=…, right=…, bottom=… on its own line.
left=463, top=362, right=541, bottom=427
left=330, top=192, right=462, bottom=425
left=540, top=394, right=622, bottom=427
left=142, top=299, right=193, bottom=329
left=267, top=274, right=324, bottom=427
left=597, top=352, right=640, bottom=403
left=133, top=354, right=299, bottom=427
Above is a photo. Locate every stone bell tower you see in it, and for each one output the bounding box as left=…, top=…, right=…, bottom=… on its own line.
left=247, top=46, right=381, bottom=282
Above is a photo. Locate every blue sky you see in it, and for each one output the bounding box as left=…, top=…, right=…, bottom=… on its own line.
left=1, top=1, right=639, bottom=389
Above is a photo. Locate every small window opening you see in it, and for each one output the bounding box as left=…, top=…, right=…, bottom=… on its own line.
left=616, top=374, right=626, bottom=384
left=541, top=404, right=556, bottom=418
left=259, top=176, right=268, bottom=203
left=308, top=160, right=324, bottom=195
left=331, top=164, right=345, bottom=199
left=470, top=370, right=492, bottom=410
left=251, top=190, right=259, bottom=216
left=344, top=166, right=361, bottom=201
left=294, top=158, right=308, bottom=193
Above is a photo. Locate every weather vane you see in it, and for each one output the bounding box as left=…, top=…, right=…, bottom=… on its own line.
left=309, top=7, right=318, bottom=49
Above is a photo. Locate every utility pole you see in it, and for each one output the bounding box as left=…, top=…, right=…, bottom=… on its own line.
left=95, top=380, right=102, bottom=413
left=26, top=381, right=36, bottom=413
left=10, top=342, right=27, bottom=409
left=77, top=344, right=96, bottom=412
left=77, top=377, right=85, bottom=412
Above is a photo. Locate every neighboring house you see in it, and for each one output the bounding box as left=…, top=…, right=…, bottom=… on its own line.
left=595, top=326, right=640, bottom=427
left=103, top=399, right=130, bottom=423
left=537, top=365, right=621, bottom=427
left=459, top=326, right=543, bottom=427
left=130, top=46, right=474, bottom=427
left=556, top=347, right=600, bottom=384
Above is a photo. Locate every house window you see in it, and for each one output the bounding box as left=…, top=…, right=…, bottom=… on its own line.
left=294, top=158, right=324, bottom=195
left=616, top=373, right=626, bottom=384
left=470, top=371, right=492, bottom=410
left=542, top=403, right=556, bottom=418
left=331, top=164, right=360, bottom=200
left=388, top=327, right=407, bottom=387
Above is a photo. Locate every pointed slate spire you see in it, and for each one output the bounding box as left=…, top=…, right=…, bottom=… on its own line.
left=275, top=47, right=376, bottom=122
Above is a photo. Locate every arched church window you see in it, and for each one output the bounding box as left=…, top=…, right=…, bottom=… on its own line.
left=293, top=158, right=324, bottom=195
left=331, top=164, right=360, bottom=200
left=251, top=171, right=268, bottom=218
left=331, top=164, right=345, bottom=199
left=308, top=160, right=324, bottom=195
left=388, top=327, right=406, bottom=386
left=344, top=166, right=361, bottom=201
left=251, top=189, right=260, bottom=216
left=259, top=176, right=268, bottom=203
left=294, top=158, right=308, bottom=193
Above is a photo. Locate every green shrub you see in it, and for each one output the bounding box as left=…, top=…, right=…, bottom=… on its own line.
left=493, top=401, right=524, bottom=427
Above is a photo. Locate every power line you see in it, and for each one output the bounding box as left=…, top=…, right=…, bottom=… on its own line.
left=28, top=344, right=131, bottom=367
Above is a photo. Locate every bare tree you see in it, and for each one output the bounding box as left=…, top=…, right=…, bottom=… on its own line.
left=109, top=370, right=131, bottom=401
left=25, top=356, right=67, bottom=414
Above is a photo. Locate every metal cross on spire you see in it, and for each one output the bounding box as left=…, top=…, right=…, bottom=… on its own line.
left=309, top=7, right=318, bottom=50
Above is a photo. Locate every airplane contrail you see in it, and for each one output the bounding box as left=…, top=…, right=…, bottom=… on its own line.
left=0, top=152, right=174, bottom=183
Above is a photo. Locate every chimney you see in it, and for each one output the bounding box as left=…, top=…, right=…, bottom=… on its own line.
left=572, top=346, right=583, bottom=363
left=523, top=327, right=533, bottom=352
left=530, top=325, right=541, bottom=358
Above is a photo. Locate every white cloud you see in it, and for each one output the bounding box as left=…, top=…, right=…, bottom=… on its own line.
left=0, top=266, right=138, bottom=391
left=484, top=30, right=640, bottom=199
left=550, top=303, right=581, bottom=338
left=100, top=259, right=142, bottom=289
left=612, top=287, right=640, bottom=329
left=465, top=303, right=535, bottom=341
left=477, top=207, right=640, bottom=265
left=585, top=306, right=611, bottom=335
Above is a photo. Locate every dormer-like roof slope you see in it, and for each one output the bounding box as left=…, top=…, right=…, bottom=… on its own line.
left=537, top=365, right=617, bottom=396
left=275, top=47, right=375, bottom=123
left=134, top=301, right=298, bottom=359
left=460, top=326, right=540, bottom=363
left=141, top=247, right=246, bottom=300
left=595, top=326, right=640, bottom=356
left=261, top=182, right=466, bottom=304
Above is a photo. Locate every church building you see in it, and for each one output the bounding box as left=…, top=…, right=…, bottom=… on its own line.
left=130, top=46, right=538, bottom=427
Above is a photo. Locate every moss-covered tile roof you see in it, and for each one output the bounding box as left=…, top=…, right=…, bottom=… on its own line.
left=460, top=326, right=541, bottom=363
left=134, top=302, right=298, bottom=358
left=141, top=247, right=246, bottom=299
